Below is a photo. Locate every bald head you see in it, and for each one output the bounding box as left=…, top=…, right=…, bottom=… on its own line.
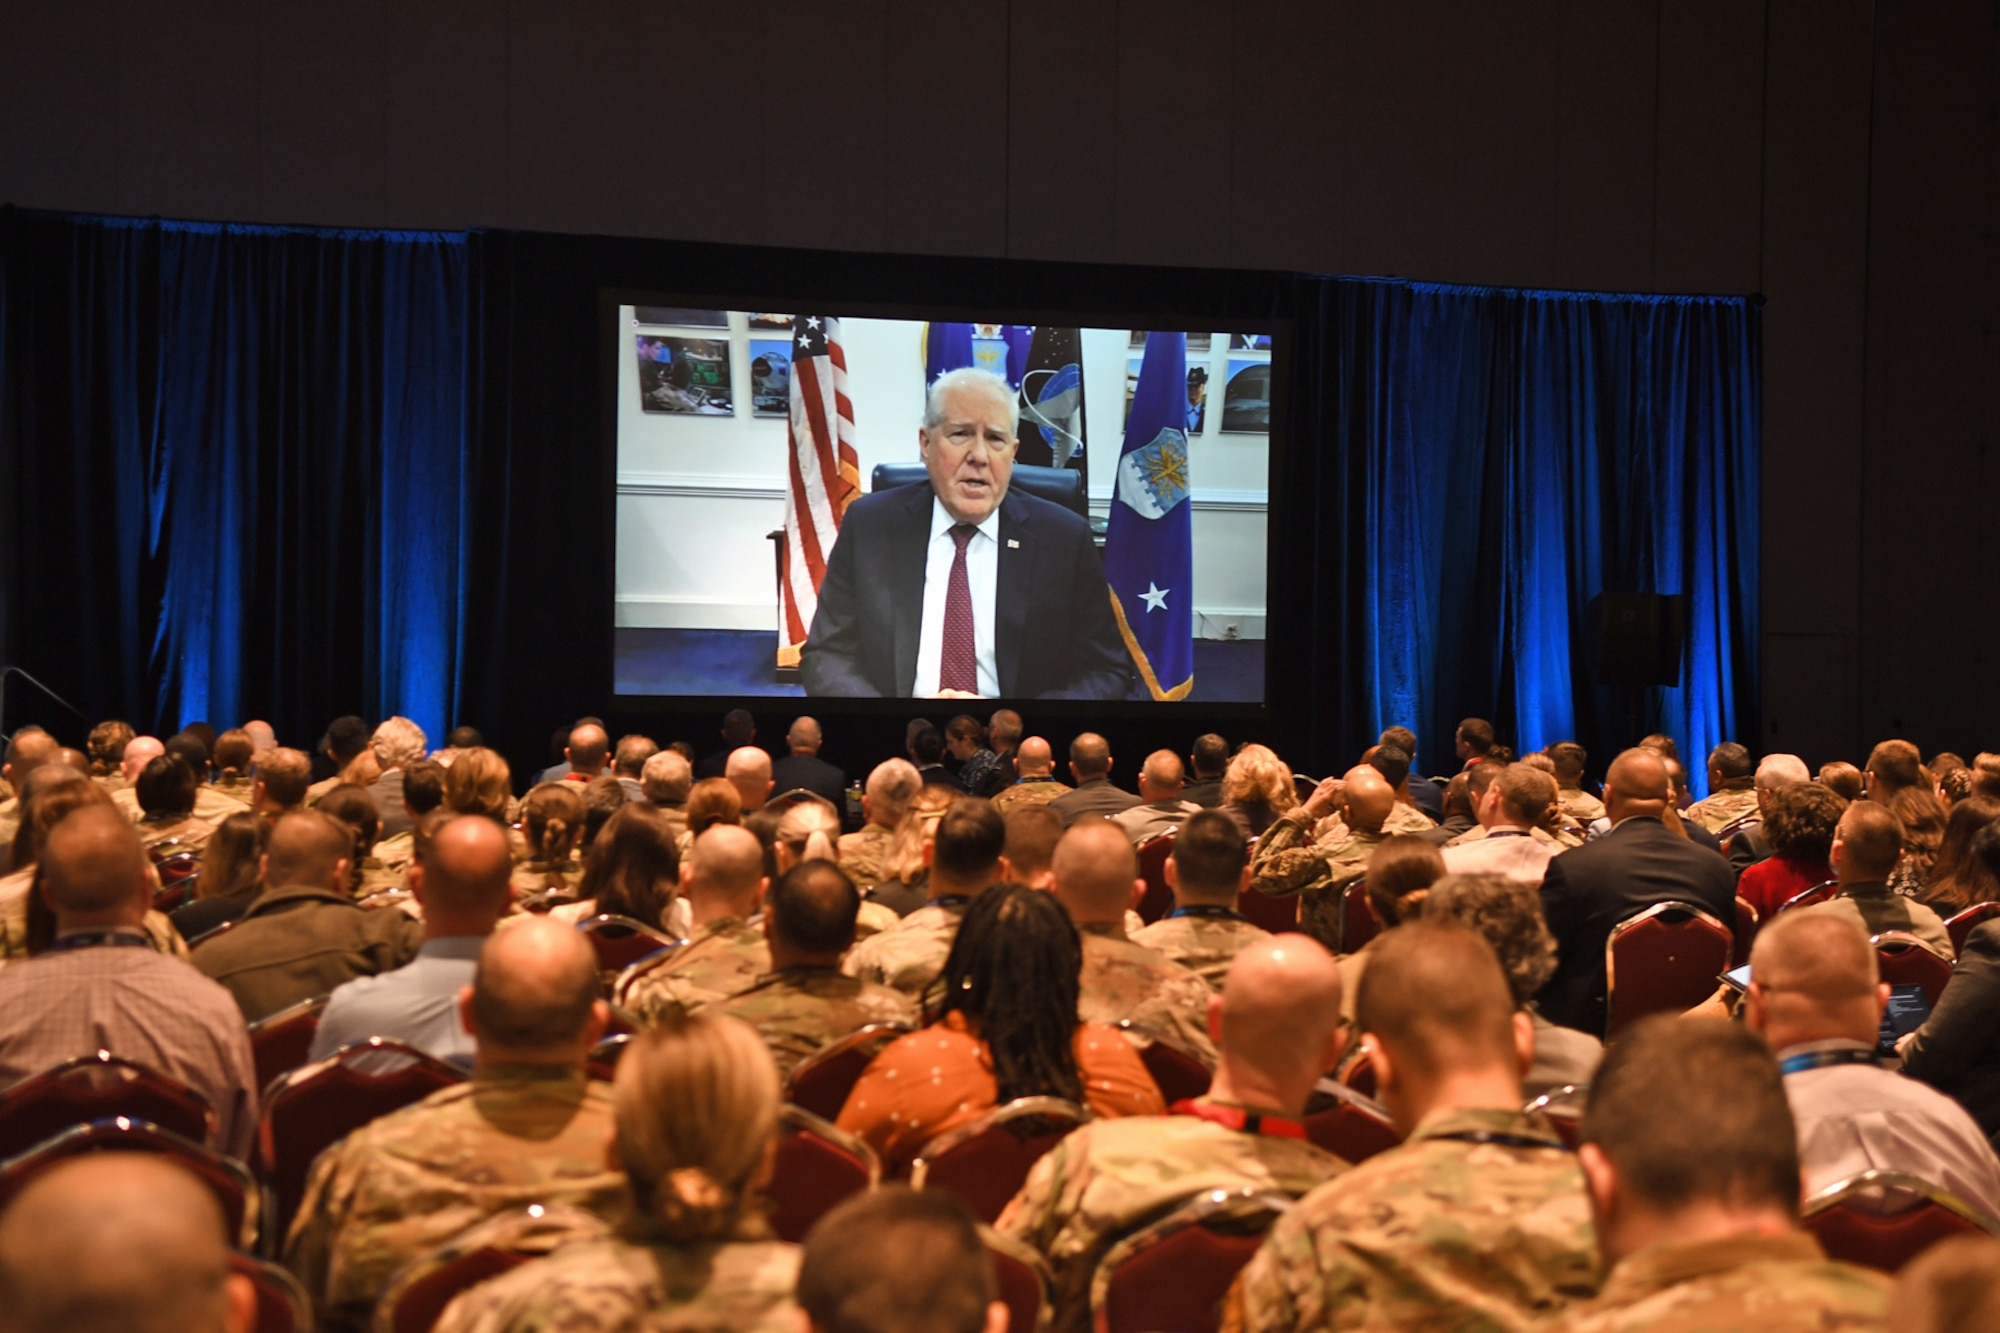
left=1069, top=732, right=1112, bottom=780
left=0, top=1153, right=250, bottom=1333
left=417, top=815, right=514, bottom=921
left=1755, top=753, right=1810, bottom=792
left=1603, top=748, right=1670, bottom=821
left=263, top=810, right=352, bottom=892
left=726, top=746, right=774, bottom=812
left=1214, top=935, right=1346, bottom=1115
left=1338, top=765, right=1396, bottom=835
left=566, top=723, right=610, bottom=776
left=39, top=806, right=148, bottom=924
left=242, top=720, right=276, bottom=754
left=1051, top=819, right=1142, bottom=924
left=1138, top=750, right=1186, bottom=802
left=3, top=730, right=59, bottom=786
left=467, top=918, right=605, bottom=1059
left=1748, top=911, right=1881, bottom=1049
left=685, top=824, right=768, bottom=913
left=1016, top=736, right=1054, bottom=778
left=864, top=758, right=922, bottom=825
left=119, top=735, right=165, bottom=784
left=787, top=717, right=824, bottom=753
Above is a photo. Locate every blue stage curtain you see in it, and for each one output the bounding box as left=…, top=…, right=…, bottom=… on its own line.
left=0, top=210, right=471, bottom=744
left=1277, top=277, right=1760, bottom=791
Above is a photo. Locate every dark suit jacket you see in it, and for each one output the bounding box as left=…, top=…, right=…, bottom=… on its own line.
left=1049, top=777, right=1142, bottom=827
left=799, top=482, right=1131, bottom=699
left=1536, top=816, right=1738, bottom=1036
left=1903, top=920, right=2000, bottom=1142
left=771, top=752, right=847, bottom=808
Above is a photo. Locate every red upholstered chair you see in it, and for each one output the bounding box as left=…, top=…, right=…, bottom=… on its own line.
left=0, top=1118, right=258, bottom=1248
left=784, top=1023, right=913, bottom=1123
left=1128, top=1030, right=1213, bottom=1106
left=0, top=1050, right=216, bottom=1156
left=985, top=1230, right=1053, bottom=1333
left=258, top=1038, right=465, bottom=1247
left=247, top=996, right=328, bottom=1097
left=1947, top=902, right=2000, bottom=957
left=231, top=1253, right=311, bottom=1333
left=1776, top=879, right=1840, bottom=915
left=152, top=849, right=202, bottom=912
left=1802, top=1171, right=2000, bottom=1272
left=910, top=1097, right=1091, bottom=1222
left=586, top=1033, right=633, bottom=1082
left=1523, top=1084, right=1588, bottom=1150
left=1235, top=886, right=1298, bottom=935
left=1339, top=880, right=1381, bottom=955
left=1873, top=933, right=1955, bottom=1008
left=1338, top=1049, right=1377, bottom=1100
left=1732, top=897, right=1760, bottom=968
left=1136, top=834, right=1177, bottom=924
left=1092, top=1189, right=1295, bottom=1333
left=767, top=1105, right=880, bottom=1243
left=1302, top=1080, right=1401, bottom=1164
left=1604, top=901, right=1733, bottom=1039
left=377, top=1204, right=610, bottom=1333
left=575, top=915, right=679, bottom=989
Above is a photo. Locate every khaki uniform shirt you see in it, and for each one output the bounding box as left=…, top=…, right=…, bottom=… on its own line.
left=1131, top=910, right=1271, bottom=990
left=1682, top=786, right=1760, bottom=833
left=211, top=775, right=257, bottom=808
left=712, top=966, right=917, bottom=1079
left=283, top=1066, right=630, bottom=1333
left=433, top=1230, right=802, bottom=1333
left=1801, top=884, right=1955, bottom=959
left=1384, top=802, right=1436, bottom=835
left=1540, top=1231, right=1888, bottom=1332
left=1227, top=1107, right=1598, bottom=1333
left=836, top=823, right=894, bottom=885
left=998, top=1106, right=1347, bottom=1333
left=1558, top=786, right=1607, bottom=824
left=616, top=917, right=771, bottom=1024
left=113, top=783, right=243, bottom=825
left=1078, top=923, right=1220, bottom=1065
left=509, top=858, right=582, bottom=901
left=373, top=830, right=416, bottom=875
left=841, top=898, right=967, bottom=1002
left=135, top=812, right=218, bottom=854
left=190, top=883, right=425, bottom=1022
left=1250, top=811, right=1383, bottom=953
left=992, top=777, right=1069, bottom=815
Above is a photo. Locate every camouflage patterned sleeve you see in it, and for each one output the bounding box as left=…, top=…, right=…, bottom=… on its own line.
left=280, top=1138, right=358, bottom=1307
left=994, top=1133, right=1070, bottom=1253
left=1249, top=811, right=1333, bottom=900
left=1225, top=1212, right=1315, bottom=1333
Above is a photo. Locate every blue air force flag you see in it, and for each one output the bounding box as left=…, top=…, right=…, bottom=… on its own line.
left=1103, top=331, right=1194, bottom=700
left=924, top=322, right=976, bottom=384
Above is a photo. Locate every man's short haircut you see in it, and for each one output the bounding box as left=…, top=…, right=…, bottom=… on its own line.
left=1819, top=761, right=1865, bottom=802
left=1546, top=741, right=1587, bottom=782
left=1368, top=744, right=1411, bottom=788
left=1456, top=717, right=1495, bottom=754
left=988, top=710, right=1024, bottom=749
left=1709, top=741, right=1754, bottom=781
left=163, top=732, right=209, bottom=773
left=923, top=365, right=1019, bottom=436
left=1168, top=809, right=1247, bottom=898
left=1837, top=800, right=1904, bottom=880
left=566, top=724, right=611, bottom=772
left=768, top=860, right=862, bottom=956
left=40, top=806, right=147, bottom=916
left=1582, top=1016, right=1800, bottom=1215
left=134, top=755, right=198, bottom=818
left=401, top=760, right=447, bottom=816
left=910, top=726, right=946, bottom=767
left=1000, top=804, right=1065, bottom=880
left=721, top=708, right=756, bottom=742
left=324, top=715, right=371, bottom=764
left=469, top=929, right=601, bottom=1049
left=1464, top=759, right=1505, bottom=803
left=370, top=716, right=427, bottom=768
left=1867, top=739, right=1925, bottom=794
left=798, top=1184, right=995, bottom=1333
left=641, top=749, right=694, bottom=805
left=1069, top=732, right=1112, bottom=777
left=932, top=798, right=1005, bottom=882
left=1755, top=753, right=1812, bottom=790
left=1190, top=733, right=1229, bottom=777
left=945, top=715, right=985, bottom=748
left=1356, top=920, right=1517, bottom=1081
left=1752, top=910, right=1878, bottom=1006
left=265, top=810, right=355, bottom=887
left=1378, top=726, right=1418, bottom=760
left=1496, top=764, right=1557, bottom=825
left=615, top=734, right=659, bottom=777
left=256, top=748, right=313, bottom=807
left=446, top=725, right=483, bottom=749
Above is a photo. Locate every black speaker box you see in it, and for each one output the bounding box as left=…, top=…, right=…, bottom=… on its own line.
left=1592, top=593, right=1687, bottom=687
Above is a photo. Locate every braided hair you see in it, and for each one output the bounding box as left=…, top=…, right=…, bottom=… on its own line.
left=932, top=884, right=1085, bottom=1106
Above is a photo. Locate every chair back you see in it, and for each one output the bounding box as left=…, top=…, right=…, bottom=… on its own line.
left=1523, top=1084, right=1589, bottom=1150
left=1301, top=1081, right=1401, bottom=1164
left=1802, top=1170, right=2000, bottom=1271
left=1092, top=1190, right=1294, bottom=1333
left=1947, top=902, right=2000, bottom=956
left=1717, top=812, right=1762, bottom=842
left=232, top=1253, right=311, bottom=1333
left=1604, top=901, right=1733, bottom=1039
left=0, top=1118, right=257, bottom=1248
left=986, top=1233, right=1052, bottom=1333
left=1777, top=879, right=1840, bottom=914
left=247, top=995, right=329, bottom=1097
left=870, top=462, right=1087, bottom=520
left=259, top=1038, right=465, bottom=1243
left=153, top=851, right=202, bottom=911
left=1130, top=1033, right=1212, bottom=1106
left=910, top=1097, right=1091, bottom=1222
left=1235, top=886, right=1298, bottom=934
left=784, top=1023, right=913, bottom=1123
left=1135, top=834, right=1177, bottom=924
left=575, top=915, right=679, bottom=987
left=1731, top=897, right=1760, bottom=967
left=0, top=1051, right=215, bottom=1156
left=1291, top=775, right=1319, bottom=805
left=587, top=1033, right=634, bottom=1082
left=1339, top=880, right=1381, bottom=955
left=768, top=1105, right=881, bottom=1243
left=1872, top=932, right=1955, bottom=1008
left=376, top=1204, right=609, bottom=1333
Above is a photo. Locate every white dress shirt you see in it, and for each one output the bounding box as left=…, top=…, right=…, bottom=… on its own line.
left=1439, top=825, right=1561, bottom=883
left=914, top=498, right=1001, bottom=697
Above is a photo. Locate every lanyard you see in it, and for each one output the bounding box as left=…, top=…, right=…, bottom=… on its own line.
left=1780, top=1048, right=1881, bottom=1077
left=1171, top=1098, right=1307, bottom=1140
left=1170, top=905, right=1250, bottom=922
left=47, top=932, right=153, bottom=952
left=928, top=895, right=972, bottom=910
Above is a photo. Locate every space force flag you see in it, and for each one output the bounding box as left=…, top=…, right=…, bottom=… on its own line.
left=1014, top=325, right=1088, bottom=478
left=778, top=316, right=862, bottom=670
left=1103, top=331, right=1194, bottom=700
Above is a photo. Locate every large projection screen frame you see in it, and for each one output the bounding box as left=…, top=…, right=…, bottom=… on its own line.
left=601, top=283, right=1291, bottom=725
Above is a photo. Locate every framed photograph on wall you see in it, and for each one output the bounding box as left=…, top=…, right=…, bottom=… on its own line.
left=749, top=339, right=791, bottom=417
left=1221, top=357, right=1270, bottom=432
left=636, top=335, right=734, bottom=415
left=747, top=313, right=794, bottom=329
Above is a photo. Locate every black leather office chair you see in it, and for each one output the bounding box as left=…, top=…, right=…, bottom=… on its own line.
left=870, top=463, right=1088, bottom=521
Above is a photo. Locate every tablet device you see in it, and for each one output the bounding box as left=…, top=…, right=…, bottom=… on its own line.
left=1879, top=984, right=1932, bottom=1057
left=1719, top=963, right=1753, bottom=994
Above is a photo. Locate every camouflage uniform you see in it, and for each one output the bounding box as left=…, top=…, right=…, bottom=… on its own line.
left=998, top=1106, right=1348, bottom=1333
left=354, top=855, right=405, bottom=900
left=509, top=859, right=581, bottom=901
left=616, top=917, right=771, bottom=1024
left=135, top=813, right=216, bottom=854
left=283, top=1066, right=630, bottom=1333
left=1801, top=888, right=1955, bottom=960
left=1384, top=802, right=1436, bottom=835
left=1541, top=1232, right=1889, bottom=1333
left=992, top=777, right=1069, bottom=815
left=1683, top=786, right=1760, bottom=833
left=1226, top=1107, right=1598, bottom=1333
left=434, top=1232, right=801, bottom=1333
left=836, top=823, right=894, bottom=885
left=712, top=965, right=918, bottom=1079
left=211, top=775, right=257, bottom=808
left=113, top=784, right=242, bottom=824
left=1558, top=786, right=1607, bottom=824
left=0, top=797, right=17, bottom=857
left=1078, top=923, right=1220, bottom=1065
left=841, top=898, right=967, bottom=1002
left=1131, top=910, right=1271, bottom=990
left=1249, top=810, right=1383, bottom=954
left=373, top=829, right=416, bottom=876
left=854, top=899, right=901, bottom=942
left=93, top=771, right=130, bottom=794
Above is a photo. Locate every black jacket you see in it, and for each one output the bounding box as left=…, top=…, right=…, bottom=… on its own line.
left=771, top=752, right=847, bottom=809
left=1903, top=920, right=2000, bottom=1143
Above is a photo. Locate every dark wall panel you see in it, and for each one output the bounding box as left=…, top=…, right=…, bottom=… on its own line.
left=1552, top=0, right=1657, bottom=294
left=1653, top=0, right=1766, bottom=294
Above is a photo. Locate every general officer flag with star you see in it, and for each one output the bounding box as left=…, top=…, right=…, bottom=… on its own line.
left=1103, top=331, right=1195, bottom=700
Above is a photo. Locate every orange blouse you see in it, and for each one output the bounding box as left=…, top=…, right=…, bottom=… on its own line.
left=835, top=1011, right=1165, bottom=1175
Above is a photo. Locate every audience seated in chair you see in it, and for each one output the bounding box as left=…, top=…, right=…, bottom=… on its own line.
left=1131, top=809, right=1269, bottom=990
left=168, top=812, right=271, bottom=943
left=1898, top=896, right=2000, bottom=1144
left=1800, top=801, right=1954, bottom=959
left=1110, top=749, right=1202, bottom=846
left=1440, top=764, right=1564, bottom=883
left=1049, top=734, right=1140, bottom=827
left=617, top=824, right=771, bottom=1023
left=991, top=736, right=1069, bottom=816
left=843, top=799, right=1005, bottom=1002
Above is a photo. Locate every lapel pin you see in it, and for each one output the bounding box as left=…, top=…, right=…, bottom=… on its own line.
left=1007, top=539, right=1020, bottom=549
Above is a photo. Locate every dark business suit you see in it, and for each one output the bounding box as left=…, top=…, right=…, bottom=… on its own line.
left=1536, top=816, right=1737, bottom=1036
left=1903, top=921, right=2000, bottom=1143
left=770, top=752, right=847, bottom=808
left=799, top=482, right=1131, bottom=700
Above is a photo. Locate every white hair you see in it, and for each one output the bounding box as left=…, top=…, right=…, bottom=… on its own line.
left=1755, top=753, right=1811, bottom=790
left=370, top=716, right=427, bottom=769
left=923, top=367, right=1019, bottom=437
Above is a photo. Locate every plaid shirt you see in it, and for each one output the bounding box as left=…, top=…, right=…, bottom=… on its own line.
left=0, top=937, right=259, bottom=1159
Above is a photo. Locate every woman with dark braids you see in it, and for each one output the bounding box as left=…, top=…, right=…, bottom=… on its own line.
left=836, top=884, right=1163, bottom=1174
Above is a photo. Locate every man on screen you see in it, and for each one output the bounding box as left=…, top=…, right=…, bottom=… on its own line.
left=800, top=367, right=1130, bottom=700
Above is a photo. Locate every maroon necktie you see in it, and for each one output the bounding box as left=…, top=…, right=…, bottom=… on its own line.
left=940, top=523, right=978, bottom=694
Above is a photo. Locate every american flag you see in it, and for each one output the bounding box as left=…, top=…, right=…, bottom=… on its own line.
left=778, top=315, right=862, bottom=668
